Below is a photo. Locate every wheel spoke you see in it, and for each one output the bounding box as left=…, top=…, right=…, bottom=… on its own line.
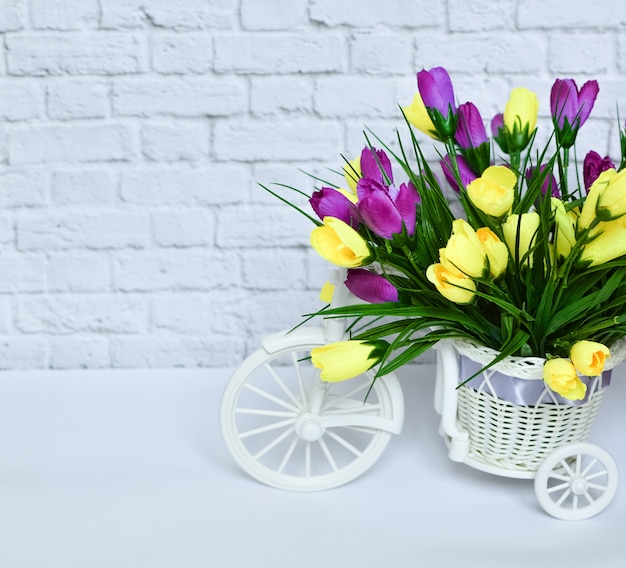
left=305, top=442, right=311, bottom=478
left=547, top=481, right=570, bottom=494
left=236, top=408, right=295, bottom=418
left=265, top=361, right=303, bottom=410
left=585, top=470, right=609, bottom=482
left=253, top=425, right=296, bottom=460
left=580, top=457, right=599, bottom=477
left=321, top=381, right=370, bottom=412
left=291, top=351, right=309, bottom=408
left=277, top=437, right=299, bottom=474
left=555, top=488, right=572, bottom=506
left=318, top=438, right=338, bottom=472
left=323, top=403, right=381, bottom=415
left=587, top=481, right=608, bottom=492
left=325, top=430, right=363, bottom=457
left=240, top=418, right=296, bottom=439
left=243, top=383, right=299, bottom=412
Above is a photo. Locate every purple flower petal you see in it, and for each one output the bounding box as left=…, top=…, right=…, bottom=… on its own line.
left=583, top=150, right=615, bottom=191
left=455, top=102, right=488, bottom=149
left=346, top=268, right=399, bottom=303
left=359, top=147, right=393, bottom=185
left=358, top=191, right=403, bottom=239
left=394, top=182, right=420, bottom=236
left=310, top=187, right=361, bottom=227
left=440, top=155, right=477, bottom=193
left=577, top=80, right=599, bottom=125
left=417, top=66, right=456, bottom=118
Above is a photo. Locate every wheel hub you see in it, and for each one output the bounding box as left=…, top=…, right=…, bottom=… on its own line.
left=295, top=413, right=325, bottom=441
left=570, top=476, right=589, bottom=495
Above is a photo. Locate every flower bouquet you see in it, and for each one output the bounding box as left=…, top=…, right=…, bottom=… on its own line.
left=267, top=66, right=626, bottom=406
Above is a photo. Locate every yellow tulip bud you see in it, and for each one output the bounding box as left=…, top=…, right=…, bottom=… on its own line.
left=579, top=216, right=626, bottom=266
left=502, top=212, right=540, bottom=263
left=503, top=87, right=539, bottom=151
left=543, top=358, right=587, bottom=401
left=440, top=219, right=487, bottom=278
left=596, top=167, right=626, bottom=221
left=402, top=92, right=439, bottom=140
left=551, top=197, right=577, bottom=258
left=578, top=169, right=615, bottom=230
left=426, top=263, right=476, bottom=304
left=466, top=165, right=516, bottom=218
left=570, top=340, right=610, bottom=376
left=476, top=227, right=509, bottom=278
left=343, top=157, right=361, bottom=195
left=311, top=340, right=383, bottom=382
left=310, top=216, right=371, bottom=268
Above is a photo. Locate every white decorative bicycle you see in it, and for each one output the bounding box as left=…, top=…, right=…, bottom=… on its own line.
left=220, top=268, right=620, bottom=519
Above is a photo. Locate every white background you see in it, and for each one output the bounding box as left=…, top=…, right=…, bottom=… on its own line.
left=1, top=362, right=625, bottom=567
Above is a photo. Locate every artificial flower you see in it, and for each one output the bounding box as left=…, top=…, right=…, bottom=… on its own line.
left=455, top=102, right=491, bottom=174
left=543, top=358, right=587, bottom=400
left=440, top=219, right=487, bottom=278
left=357, top=178, right=419, bottom=239
left=311, top=340, right=386, bottom=382
left=310, top=187, right=361, bottom=228
left=503, top=87, right=539, bottom=152
left=579, top=215, right=626, bottom=266
left=426, top=263, right=476, bottom=304
left=577, top=168, right=613, bottom=230
left=343, top=156, right=361, bottom=194
left=466, top=165, right=516, bottom=218
left=402, top=91, right=438, bottom=139
left=360, top=147, right=394, bottom=186
left=310, top=216, right=371, bottom=267
left=551, top=198, right=577, bottom=259
left=345, top=268, right=399, bottom=303
left=490, top=112, right=509, bottom=154
left=417, top=66, right=457, bottom=139
left=570, top=340, right=610, bottom=376
left=583, top=150, right=615, bottom=191
left=526, top=164, right=559, bottom=198
left=476, top=227, right=509, bottom=278
left=440, top=154, right=477, bottom=193
left=502, top=212, right=540, bottom=263
left=595, top=167, right=626, bottom=221
left=550, top=78, right=599, bottom=149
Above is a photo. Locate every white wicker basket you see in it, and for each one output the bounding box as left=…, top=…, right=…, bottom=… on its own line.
left=452, top=339, right=626, bottom=474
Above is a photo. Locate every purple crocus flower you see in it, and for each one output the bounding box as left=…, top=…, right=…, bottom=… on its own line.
left=359, top=146, right=393, bottom=186
left=440, top=154, right=477, bottom=193
left=357, top=178, right=420, bottom=239
left=525, top=165, right=560, bottom=198
left=490, top=113, right=509, bottom=153
left=310, top=187, right=361, bottom=228
left=583, top=150, right=615, bottom=191
left=417, top=66, right=457, bottom=138
left=455, top=102, right=488, bottom=149
left=550, top=78, right=599, bottom=148
left=345, top=268, right=399, bottom=303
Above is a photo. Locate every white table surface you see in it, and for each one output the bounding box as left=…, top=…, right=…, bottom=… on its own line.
left=0, top=363, right=625, bottom=568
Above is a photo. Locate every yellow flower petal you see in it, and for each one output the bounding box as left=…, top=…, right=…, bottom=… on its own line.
left=570, top=340, right=610, bottom=376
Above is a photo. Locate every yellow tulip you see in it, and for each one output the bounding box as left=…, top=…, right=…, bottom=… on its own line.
left=402, top=92, right=439, bottom=140
left=466, top=165, right=516, bottom=218
left=543, top=358, right=587, bottom=401
left=440, top=219, right=487, bottom=278
left=551, top=197, right=577, bottom=258
left=502, top=212, right=540, bottom=263
left=476, top=227, right=509, bottom=278
left=310, top=216, right=371, bottom=268
left=570, top=340, right=610, bottom=376
left=579, top=216, right=626, bottom=266
left=426, top=263, right=476, bottom=304
left=311, top=340, right=382, bottom=382
left=503, top=87, right=539, bottom=146
left=596, top=167, right=626, bottom=221
left=578, top=169, right=615, bottom=230
left=343, top=157, right=361, bottom=195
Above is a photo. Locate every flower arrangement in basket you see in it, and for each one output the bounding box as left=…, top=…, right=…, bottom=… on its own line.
left=267, top=66, right=626, bottom=407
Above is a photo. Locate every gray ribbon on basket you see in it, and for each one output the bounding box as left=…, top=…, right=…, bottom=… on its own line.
left=459, top=355, right=611, bottom=406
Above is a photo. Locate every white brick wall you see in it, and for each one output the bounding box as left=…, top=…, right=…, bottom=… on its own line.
left=0, top=0, right=624, bottom=369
